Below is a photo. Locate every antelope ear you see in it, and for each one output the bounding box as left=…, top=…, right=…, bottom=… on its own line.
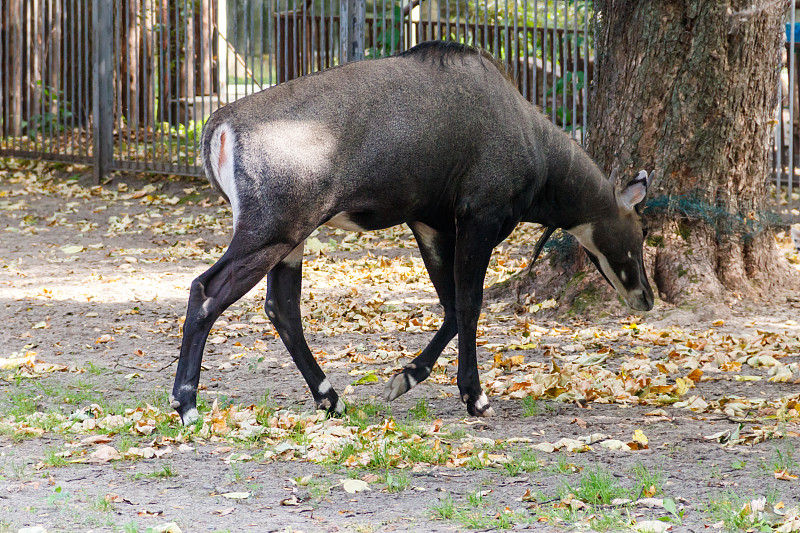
left=617, top=169, right=650, bottom=211
left=608, top=167, right=619, bottom=185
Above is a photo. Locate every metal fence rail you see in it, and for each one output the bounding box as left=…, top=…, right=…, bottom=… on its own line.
left=0, top=0, right=594, bottom=180
left=773, top=7, right=800, bottom=223
left=1, top=0, right=94, bottom=166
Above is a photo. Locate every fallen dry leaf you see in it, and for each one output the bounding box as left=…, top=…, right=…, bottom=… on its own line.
left=775, top=470, right=799, bottom=481
left=221, top=492, right=251, bottom=500
left=341, top=478, right=371, bottom=494
left=90, top=444, right=121, bottom=463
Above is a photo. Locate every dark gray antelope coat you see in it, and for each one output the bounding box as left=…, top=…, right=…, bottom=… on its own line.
left=203, top=44, right=599, bottom=237
left=170, top=42, right=653, bottom=425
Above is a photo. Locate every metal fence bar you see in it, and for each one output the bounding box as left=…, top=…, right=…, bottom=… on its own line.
left=776, top=9, right=800, bottom=222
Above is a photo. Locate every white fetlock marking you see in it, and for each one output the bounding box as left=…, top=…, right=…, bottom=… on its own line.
left=318, top=378, right=332, bottom=395
left=406, top=375, right=418, bottom=389
left=474, top=392, right=489, bottom=410
left=334, top=399, right=345, bottom=414
left=182, top=408, right=200, bottom=426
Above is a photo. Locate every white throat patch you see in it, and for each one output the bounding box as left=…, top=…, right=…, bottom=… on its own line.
left=567, top=223, right=631, bottom=304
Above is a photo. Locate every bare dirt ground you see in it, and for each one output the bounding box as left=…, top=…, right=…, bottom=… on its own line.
left=1, top=161, right=799, bottom=533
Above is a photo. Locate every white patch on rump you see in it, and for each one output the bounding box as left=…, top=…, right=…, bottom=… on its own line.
left=208, top=123, right=240, bottom=230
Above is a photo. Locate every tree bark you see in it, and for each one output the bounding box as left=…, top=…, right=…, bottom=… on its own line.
left=587, top=0, right=796, bottom=305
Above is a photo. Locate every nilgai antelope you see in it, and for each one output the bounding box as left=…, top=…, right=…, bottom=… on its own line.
left=170, top=41, right=654, bottom=425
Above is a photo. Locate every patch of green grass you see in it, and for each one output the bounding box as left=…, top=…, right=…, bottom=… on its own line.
left=761, top=443, right=798, bottom=474
left=561, top=464, right=628, bottom=505
left=307, top=479, right=333, bottom=501
left=446, top=427, right=468, bottom=440
left=43, top=446, right=69, bottom=468
left=384, top=471, right=410, bottom=492
left=704, top=491, right=775, bottom=532
left=195, top=395, right=210, bottom=413
left=588, top=508, right=633, bottom=531
left=254, top=391, right=277, bottom=426
left=521, top=396, right=541, bottom=417
left=0, top=520, right=15, bottom=533
left=454, top=510, right=495, bottom=529
left=84, top=362, right=106, bottom=375
left=117, top=434, right=135, bottom=454
left=7, top=390, right=38, bottom=417
left=91, top=493, right=114, bottom=512
left=228, top=463, right=244, bottom=484
left=464, top=452, right=489, bottom=470
left=407, top=399, right=431, bottom=421
left=46, top=485, right=71, bottom=507
left=632, top=461, right=663, bottom=497
left=34, top=380, right=104, bottom=407
left=334, top=442, right=359, bottom=465
left=346, top=400, right=386, bottom=430
left=122, top=521, right=140, bottom=533
left=146, top=388, right=172, bottom=411
left=431, top=494, right=456, bottom=519
left=550, top=454, right=580, bottom=474
left=450, top=503, right=522, bottom=530
left=366, top=444, right=395, bottom=470
left=400, top=441, right=448, bottom=465
left=533, top=505, right=585, bottom=528
left=135, top=463, right=178, bottom=480
left=4, top=459, right=28, bottom=481
left=504, top=448, right=542, bottom=476
left=467, top=487, right=488, bottom=508
left=155, top=417, right=181, bottom=439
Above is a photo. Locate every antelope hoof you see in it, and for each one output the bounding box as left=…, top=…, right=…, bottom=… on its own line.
left=317, top=394, right=346, bottom=417
left=384, top=372, right=415, bottom=402
left=466, top=392, right=495, bottom=418
left=171, top=394, right=200, bottom=426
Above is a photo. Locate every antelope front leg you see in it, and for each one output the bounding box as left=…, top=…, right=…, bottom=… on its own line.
left=385, top=223, right=457, bottom=401
left=265, top=244, right=345, bottom=416
left=453, top=219, right=499, bottom=418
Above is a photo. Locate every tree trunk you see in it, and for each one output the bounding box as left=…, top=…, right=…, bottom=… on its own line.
left=588, top=0, right=796, bottom=305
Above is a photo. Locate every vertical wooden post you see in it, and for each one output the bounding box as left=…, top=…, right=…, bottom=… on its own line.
left=93, top=0, right=113, bottom=183
left=340, top=0, right=364, bottom=63
left=7, top=0, right=23, bottom=136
